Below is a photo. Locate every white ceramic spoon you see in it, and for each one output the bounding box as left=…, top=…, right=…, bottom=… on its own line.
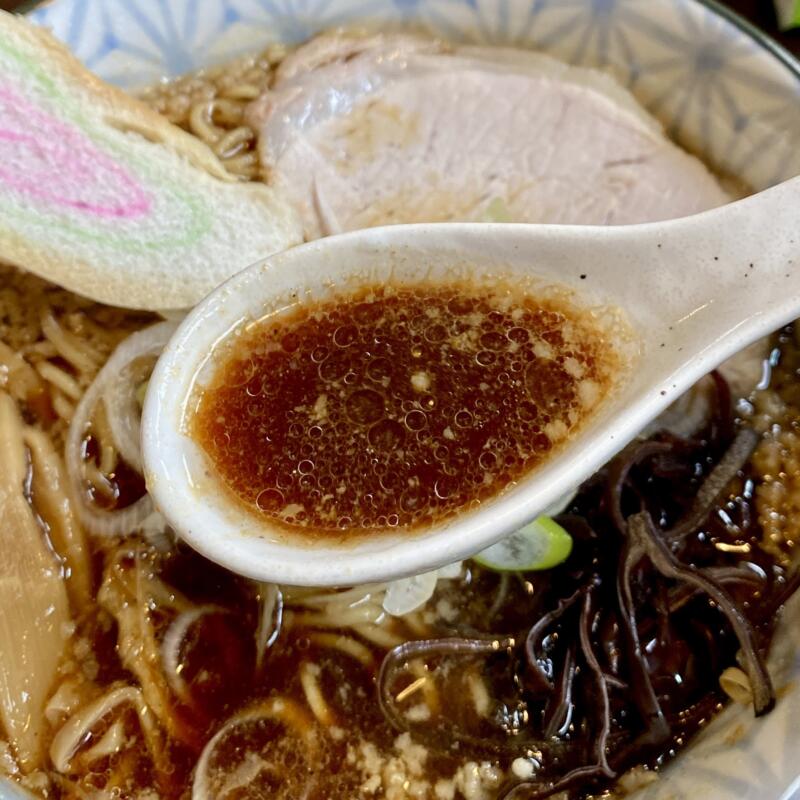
left=142, top=176, right=800, bottom=586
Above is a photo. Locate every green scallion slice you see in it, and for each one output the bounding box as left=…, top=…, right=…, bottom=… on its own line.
left=473, top=516, right=573, bottom=572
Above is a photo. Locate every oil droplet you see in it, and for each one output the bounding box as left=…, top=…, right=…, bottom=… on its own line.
left=311, top=346, right=329, bottom=363
left=480, top=331, right=506, bottom=351
left=424, top=323, right=447, bottom=343
left=479, top=451, right=497, bottom=470
left=367, top=357, right=392, bottom=383
left=333, top=325, right=358, bottom=347
left=276, top=472, right=294, bottom=490
left=213, top=432, right=231, bottom=450
left=346, top=389, right=385, bottom=425
left=245, top=376, right=263, bottom=397
left=368, top=419, right=405, bottom=449
left=455, top=409, right=473, bottom=428
left=434, top=475, right=459, bottom=500
left=405, top=410, right=427, bottom=431
left=256, top=488, right=284, bottom=511
left=319, top=353, right=349, bottom=381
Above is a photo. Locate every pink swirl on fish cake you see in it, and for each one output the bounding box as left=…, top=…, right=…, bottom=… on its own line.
left=0, top=84, right=152, bottom=219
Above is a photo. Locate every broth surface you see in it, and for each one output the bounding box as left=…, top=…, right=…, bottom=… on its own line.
left=191, top=283, right=621, bottom=535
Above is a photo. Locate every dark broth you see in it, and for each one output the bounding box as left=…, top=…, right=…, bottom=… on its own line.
left=191, top=283, right=622, bottom=536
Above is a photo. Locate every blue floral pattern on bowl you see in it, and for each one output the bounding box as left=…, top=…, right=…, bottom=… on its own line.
left=29, top=0, right=800, bottom=190
left=20, top=2, right=800, bottom=799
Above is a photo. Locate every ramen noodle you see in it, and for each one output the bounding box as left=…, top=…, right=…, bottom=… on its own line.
left=138, top=44, right=289, bottom=181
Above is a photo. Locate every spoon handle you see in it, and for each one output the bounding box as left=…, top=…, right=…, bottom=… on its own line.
left=654, top=175, right=800, bottom=351
left=557, top=176, right=800, bottom=385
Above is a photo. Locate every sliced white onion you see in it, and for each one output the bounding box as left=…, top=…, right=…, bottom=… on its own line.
left=193, top=712, right=259, bottom=800
left=101, top=322, right=180, bottom=473
left=102, top=368, right=147, bottom=474
left=382, top=570, right=439, bottom=617
left=0, top=778, right=39, bottom=800
left=162, top=606, right=226, bottom=706
left=50, top=686, right=148, bottom=773
left=44, top=678, right=83, bottom=726
left=193, top=698, right=316, bottom=800
left=82, top=718, right=127, bottom=762
left=436, top=561, right=464, bottom=580
left=66, top=322, right=178, bottom=538
left=255, top=584, right=283, bottom=672
left=139, top=510, right=175, bottom=552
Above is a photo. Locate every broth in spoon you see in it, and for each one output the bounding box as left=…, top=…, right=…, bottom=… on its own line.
left=190, top=281, right=628, bottom=539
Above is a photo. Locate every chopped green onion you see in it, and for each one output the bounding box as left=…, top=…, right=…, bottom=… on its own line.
left=775, top=0, right=800, bottom=29
left=473, top=516, right=573, bottom=572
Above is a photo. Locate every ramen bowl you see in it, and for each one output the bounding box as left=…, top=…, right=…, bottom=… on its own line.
left=22, top=0, right=800, bottom=799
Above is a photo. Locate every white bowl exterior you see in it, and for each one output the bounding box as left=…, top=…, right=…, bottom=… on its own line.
left=26, top=2, right=800, bottom=800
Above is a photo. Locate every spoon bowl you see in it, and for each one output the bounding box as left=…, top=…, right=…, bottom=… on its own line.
left=142, top=177, right=800, bottom=586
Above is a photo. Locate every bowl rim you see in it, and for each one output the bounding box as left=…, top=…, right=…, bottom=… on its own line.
left=698, top=0, right=800, bottom=80
left=20, top=0, right=800, bottom=88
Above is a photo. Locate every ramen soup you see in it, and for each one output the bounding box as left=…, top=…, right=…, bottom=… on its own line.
left=1, top=30, right=800, bottom=800
left=191, top=283, right=622, bottom=536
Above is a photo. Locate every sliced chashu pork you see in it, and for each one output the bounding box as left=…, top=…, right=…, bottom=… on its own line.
left=248, top=32, right=730, bottom=239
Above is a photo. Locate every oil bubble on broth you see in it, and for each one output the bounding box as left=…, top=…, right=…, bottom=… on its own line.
left=190, top=280, right=631, bottom=538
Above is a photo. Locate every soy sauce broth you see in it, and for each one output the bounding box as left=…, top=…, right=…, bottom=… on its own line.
left=190, top=282, right=626, bottom=537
